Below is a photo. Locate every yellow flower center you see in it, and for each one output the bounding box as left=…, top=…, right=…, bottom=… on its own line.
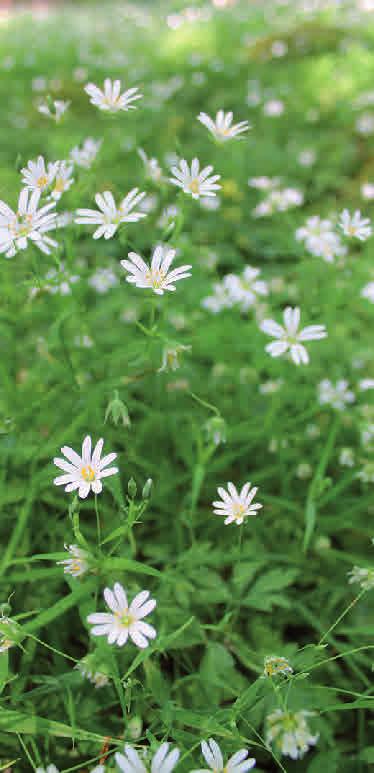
left=54, top=177, right=65, bottom=193
left=189, top=178, right=200, bottom=195
left=232, top=502, right=246, bottom=520
left=115, top=610, right=134, bottom=627
left=81, top=465, right=95, bottom=482
left=37, top=174, right=48, bottom=188
left=147, top=268, right=166, bottom=289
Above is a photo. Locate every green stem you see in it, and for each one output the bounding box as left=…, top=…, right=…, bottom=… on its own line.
left=318, top=589, right=366, bottom=647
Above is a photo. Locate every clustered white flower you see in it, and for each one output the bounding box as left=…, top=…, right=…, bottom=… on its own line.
left=85, top=78, right=142, bottom=112
left=121, top=245, right=192, bottom=295
left=252, top=186, right=303, bottom=217
left=202, top=265, right=267, bottom=313
left=197, top=110, right=250, bottom=141
left=260, top=306, right=327, bottom=365
left=266, top=709, right=319, bottom=759
left=53, top=435, right=118, bottom=498
left=213, top=481, right=262, bottom=526
left=318, top=379, right=355, bottom=411
left=87, top=582, right=157, bottom=648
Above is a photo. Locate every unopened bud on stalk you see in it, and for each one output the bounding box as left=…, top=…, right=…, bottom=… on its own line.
left=128, top=477, right=137, bottom=498
left=142, top=478, right=153, bottom=500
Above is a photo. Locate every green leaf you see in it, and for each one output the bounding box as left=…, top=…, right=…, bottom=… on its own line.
left=0, top=709, right=109, bottom=742
left=102, top=557, right=161, bottom=577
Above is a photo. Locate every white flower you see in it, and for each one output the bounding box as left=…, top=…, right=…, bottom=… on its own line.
left=361, top=182, right=374, bottom=200
left=159, top=344, right=191, bottom=372
left=197, top=110, right=250, bottom=141
left=192, top=738, right=256, bottom=773
left=297, top=149, right=316, bottom=167
left=266, top=710, right=319, bottom=760
left=38, top=99, right=70, bottom=122
left=70, top=137, right=102, bottom=168
left=77, top=660, right=109, bottom=689
left=87, top=583, right=157, bottom=648
left=264, top=656, right=293, bottom=677
left=224, top=265, right=268, bottom=311
left=359, top=379, right=374, bottom=391
left=31, top=264, right=80, bottom=297
left=263, top=99, right=284, bottom=116
left=57, top=544, right=89, bottom=577
left=53, top=435, right=118, bottom=498
left=260, top=306, right=327, bottom=365
left=361, top=281, right=374, bottom=302
left=248, top=176, right=280, bottom=190
left=121, top=245, right=191, bottom=295
left=318, top=379, right=355, bottom=411
left=201, top=280, right=234, bottom=313
left=21, top=156, right=59, bottom=193
left=85, top=79, right=142, bottom=112
left=116, top=742, right=179, bottom=773
left=348, top=566, right=374, bottom=591
left=36, top=767, right=59, bottom=773
left=88, top=266, right=119, bottom=293
left=213, top=482, right=262, bottom=526
left=356, top=112, right=374, bottom=135
left=339, top=447, right=355, bottom=467
left=0, top=189, right=57, bottom=258
left=253, top=188, right=303, bottom=217
left=75, top=189, right=146, bottom=239
left=138, top=148, right=163, bottom=182
left=339, top=209, right=372, bottom=241
left=169, top=158, right=221, bottom=199
left=295, top=216, right=334, bottom=245
left=50, top=161, right=74, bottom=200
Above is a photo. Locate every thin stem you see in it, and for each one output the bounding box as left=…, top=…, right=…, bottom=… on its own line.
left=318, top=589, right=366, bottom=646
left=94, top=495, right=101, bottom=549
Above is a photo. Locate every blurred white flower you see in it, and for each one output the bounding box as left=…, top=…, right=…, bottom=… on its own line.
left=248, top=176, right=280, bottom=190
left=192, top=739, right=256, bottom=773
left=361, top=182, right=374, bottom=200
left=263, top=99, right=284, bottom=116
left=70, top=137, right=102, bottom=168
left=266, top=710, right=318, bottom=759
left=318, top=379, right=355, bottom=411
left=85, top=78, right=142, bottom=112
left=159, top=344, right=191, bottom=372
left=260, top=306, right=327, bottom=365
left=348, top=566, right=374, bottom=591
left=361, top=281, right=374, bottom=302
left=57, top=544, right=89, bottom=577
left=50, top=162, right=74, bottom=201
left=224, top=265, right=268, bottom=311
left=339, top=209, right=372, bottom=241
left=38, top=99, right=70, bottom=122
left=89, top=267, right=118, bottom=293
left=271, top=40, right=288, bottom=57
left=76, top=189, right=146, bottom=239
left=213, top=481, right=262, bottom=526
left=169, top=158, right=221, bottom=199
left=0, top=189, right=57, bottom=258
left=116, top=743, right=179, bottom=773
left=253, top=187, right=303, bottom=217
left=138, top=148, right=164, bottom=182
left=356, top=112, right=374, bottom=135
left=53, top=435, right=118, bottom=498
left=21, top=156, right=59, bottom=194
left=197, top=110, right=250, bottom=141
left=87, top=583, right=157, bottom=648
left=201, top=279, right=234, bottom=313
left=121, top=245, right=191, bottom=295
left=297, top=149, right=316, bottom=167
left=359, top=379, right=374, bottom=391
left=339, top=447, right=355, bottom=467
left=32, top=264, right=80, bottom=296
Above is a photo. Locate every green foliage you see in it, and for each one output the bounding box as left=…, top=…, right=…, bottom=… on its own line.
left=0, top=1, right=373, bottom=771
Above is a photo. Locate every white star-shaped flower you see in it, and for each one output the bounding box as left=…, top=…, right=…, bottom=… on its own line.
left=85, top=78, right=142, bottom=112
left=260, top=306, right=327, bottom=365
left=339, top=209, right=372, bottom=241
left=70, top=137, right=102, bottom=168
left=0, top=189, right=57, bottom=258
left=213, top=482, right=262, bottom=526
left=116, top=742, right=180, bottom=773
left=121, top=245, right=192, bottom=295
left=169, top=158, right=221, bottom=199
left=192, top=739, right=256, bottom=773
left=57, top=544, right=89, bottom=577
left=87, top=583, right=157, bottom=648
left=21, top=156, right=59, bottom=194
left=75, top=189, right=146, bottom=239
left=197, top=110, right=250, bottom=141
left=53, top=435, right=118, bottom=498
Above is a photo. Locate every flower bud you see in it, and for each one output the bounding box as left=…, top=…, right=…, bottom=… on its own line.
left=142, top=478, right=153, bottom=500
left=128, top=477, right=137, bottom=498
left=104, top=390, right=131, bottom=428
